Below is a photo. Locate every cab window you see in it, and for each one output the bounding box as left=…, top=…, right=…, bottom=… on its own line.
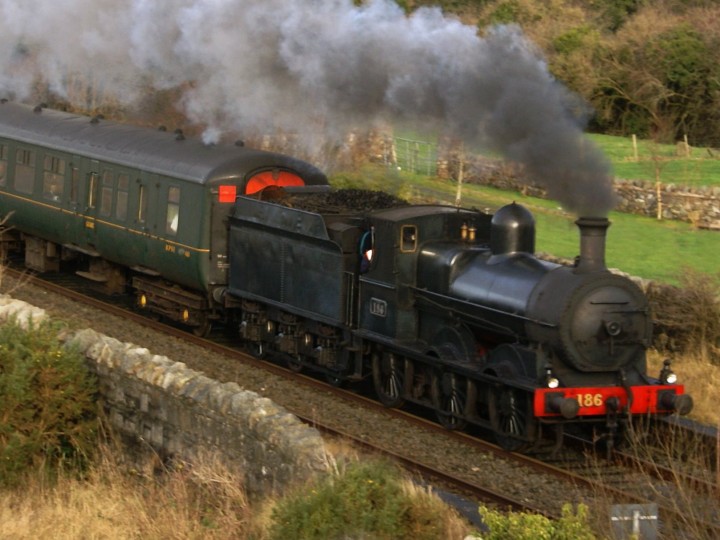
left=165, top=186, right=180, bottom=235
left=400, top=225, right=417, bottom=252
left=360, top=227, right=375, bottom=273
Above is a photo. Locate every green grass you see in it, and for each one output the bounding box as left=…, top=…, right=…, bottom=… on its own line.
left=453, top=181, right=719, bottom=284
left=535, top=208, right=719, bottom=284
left=391, top=129, right=720, bottom=187
left=331, top=166, right=719, bottom=285
left=588, top=133, right=720, bottom=187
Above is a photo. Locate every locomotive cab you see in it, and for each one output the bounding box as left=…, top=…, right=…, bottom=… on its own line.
left=357, top=205, right=489, bottom=343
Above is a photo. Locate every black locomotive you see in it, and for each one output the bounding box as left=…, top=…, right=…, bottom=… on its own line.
left=228, top=190, right=692, bottom=450
left=0, top=102, right=692, bottom=451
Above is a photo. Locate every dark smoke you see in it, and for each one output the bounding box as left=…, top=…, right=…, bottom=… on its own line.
left=0, top=0, right=617, bottom=216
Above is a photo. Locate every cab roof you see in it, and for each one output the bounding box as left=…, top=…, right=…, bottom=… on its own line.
left=370, top=204, right=479, bottom=223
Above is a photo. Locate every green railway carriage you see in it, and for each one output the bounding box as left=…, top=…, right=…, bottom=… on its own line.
left=0, top=102, right=329, bottom=332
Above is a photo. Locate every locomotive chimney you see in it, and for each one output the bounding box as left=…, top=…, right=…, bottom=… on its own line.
left=574, top=217, right=610, bottom=273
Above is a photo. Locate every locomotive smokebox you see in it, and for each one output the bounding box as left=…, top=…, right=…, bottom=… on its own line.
left=574, top=217, right=610, bottom=273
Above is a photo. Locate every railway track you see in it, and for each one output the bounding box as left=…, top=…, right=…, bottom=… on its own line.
left=550, top=433, right=720, bottom=538
left=6, top=265, right=720, bottom=536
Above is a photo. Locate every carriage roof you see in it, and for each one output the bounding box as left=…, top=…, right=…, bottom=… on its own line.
left=0, top=102, right=327, bottom=185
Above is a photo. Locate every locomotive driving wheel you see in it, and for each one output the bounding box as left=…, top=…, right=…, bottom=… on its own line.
left=432, top=370, right=468, bottom=430
left=372, top=352, right=406, bottom=408
left=488, top=385, right=537, bottom=452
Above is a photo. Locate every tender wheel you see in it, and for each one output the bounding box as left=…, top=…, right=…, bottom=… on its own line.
left=325, top=371, right=345, bottom=387
left=245, top=341, right=267, bottom=359
left=286, top=355, right=303, bottom=373
left=489, top=385, right=537, bottom=452
left=372, top=352, right=405, bottom=408
left=433, top=371, right=468, bottom=430
left=191, top=319, right=212, bottom=337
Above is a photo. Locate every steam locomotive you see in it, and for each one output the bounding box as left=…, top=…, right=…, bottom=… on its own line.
left=0, top=102, right=692, bottom=451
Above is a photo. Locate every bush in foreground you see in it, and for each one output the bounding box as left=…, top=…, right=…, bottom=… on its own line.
left=477, top=503, right=595, bottom=540
left=269, top=458, right=468, bottom=539
left=0, top=320, right=98, bottom=487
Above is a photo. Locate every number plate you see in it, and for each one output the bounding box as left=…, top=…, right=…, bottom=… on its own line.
left=369, top=298, right=387, bottom=318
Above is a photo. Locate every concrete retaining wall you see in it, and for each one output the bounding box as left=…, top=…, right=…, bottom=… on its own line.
left=0, top=296, right=329, bottom=495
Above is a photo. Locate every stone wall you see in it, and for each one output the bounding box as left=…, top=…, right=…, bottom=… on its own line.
left=0, top=296, right=329, bottom=496
left=68, top=329, right=329, bottom=495
left=442, top=155, right=720, bottom=230
left=614, top=179, right=720, bottom=230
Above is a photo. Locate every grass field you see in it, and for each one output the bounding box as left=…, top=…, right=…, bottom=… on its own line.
left=332, top=166, right=719, bottom=285
left=588, top=133, right=720, bottom=187
left=393, top=129, right=720, bottom=188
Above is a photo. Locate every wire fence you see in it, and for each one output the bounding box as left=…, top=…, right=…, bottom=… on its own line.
left=390, top=137, right=439, bottom=176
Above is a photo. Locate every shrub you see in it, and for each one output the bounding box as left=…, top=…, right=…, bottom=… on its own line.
left=269, top=459, right=465, bottom=539
left=478, top=503, right=595, bottom=539
left=648, top=270, right=720, bottom=364
left=0, top=320, right=98, bottom=487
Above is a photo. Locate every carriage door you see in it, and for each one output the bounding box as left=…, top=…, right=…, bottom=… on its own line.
left=135, top=171, right=159, bottom=269
left=83, top=160, right=101, bottom=251
left=62, top=156, right=84, bottom=246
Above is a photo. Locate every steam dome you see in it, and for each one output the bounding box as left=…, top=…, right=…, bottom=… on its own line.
left=490, top=202, right=535, bottom=256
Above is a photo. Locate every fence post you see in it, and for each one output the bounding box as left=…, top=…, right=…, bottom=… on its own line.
left=455, top=144, right=465, bottom=207
left=632, top=134, right=639, bottom=161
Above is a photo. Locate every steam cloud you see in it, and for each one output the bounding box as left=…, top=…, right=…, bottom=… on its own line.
left=0, top=0, right=616, bottom=216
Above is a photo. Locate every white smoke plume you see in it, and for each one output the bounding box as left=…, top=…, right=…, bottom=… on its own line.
left=0, top=0, right=616, bottom=216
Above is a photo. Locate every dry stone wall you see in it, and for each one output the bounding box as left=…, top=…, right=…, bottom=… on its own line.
left=614, top=179, right=720, bottom=229
left=444, top=155, right=720, bottom=230
left=0, top=296, right=329, bottom=496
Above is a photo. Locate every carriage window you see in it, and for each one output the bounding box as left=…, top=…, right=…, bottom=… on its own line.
left=137, top=184, right=147, bottom=223
left=115, top=174, right=129, bottom=220
left=88, top=172, right=98, bottom=208
left=100, top=171, right=114, bottom=216
left=400, top=225, right=417, bottom=252
left=165, top=186, right=180, bottom=235
left=43, top=155, right=65, bottom=201
left=0, top=144, right=7, bottom=186
left=70, top=166, right=80, bottom=204
left=14, top=148, right=36, bottom=194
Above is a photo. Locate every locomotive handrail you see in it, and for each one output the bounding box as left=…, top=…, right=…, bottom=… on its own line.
left=413, top=287, right=557, bottom=331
